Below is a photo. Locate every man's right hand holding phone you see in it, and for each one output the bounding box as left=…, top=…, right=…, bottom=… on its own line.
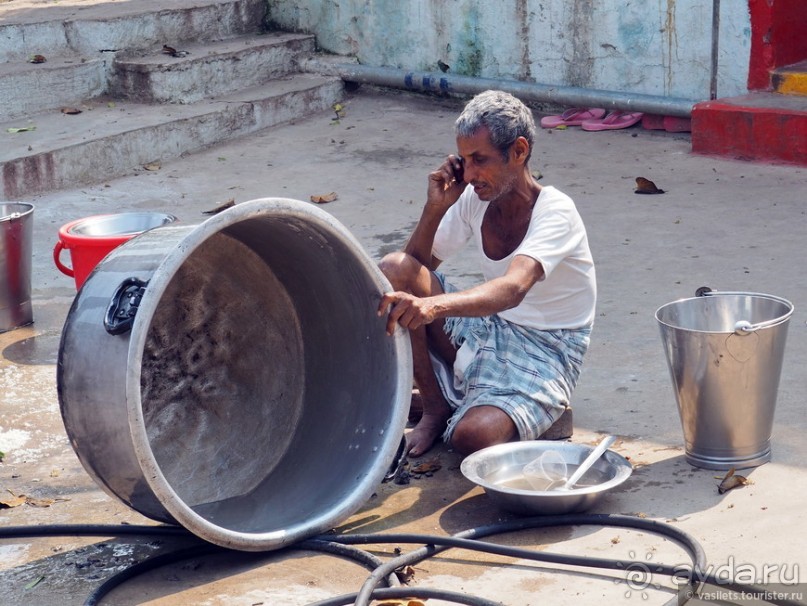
left=427, top=154, right=466, bottom=212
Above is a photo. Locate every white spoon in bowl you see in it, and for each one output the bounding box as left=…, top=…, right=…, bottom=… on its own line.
left=557, top=435, right=617, bottom=491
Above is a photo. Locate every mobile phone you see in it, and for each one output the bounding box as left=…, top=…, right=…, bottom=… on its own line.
left=452, top=157, right=465, bottom=184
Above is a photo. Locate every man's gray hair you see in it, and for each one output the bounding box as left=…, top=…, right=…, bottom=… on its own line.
left=455, top=90, right=535, bottom=161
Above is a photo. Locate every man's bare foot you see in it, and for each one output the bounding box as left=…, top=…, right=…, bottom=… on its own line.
left=406, top=412, right=450, bottom=458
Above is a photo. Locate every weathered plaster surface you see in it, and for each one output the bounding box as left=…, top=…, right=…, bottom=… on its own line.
left=266, top=0, right=751, bottom=100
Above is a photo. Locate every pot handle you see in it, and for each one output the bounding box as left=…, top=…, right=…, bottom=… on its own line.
left=104, top=277, right=149, bottom=335
left=53, top=241, right=74, bottom=277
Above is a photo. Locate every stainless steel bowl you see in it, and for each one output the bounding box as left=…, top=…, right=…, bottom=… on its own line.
left=460, top=440, right=633, bottom=515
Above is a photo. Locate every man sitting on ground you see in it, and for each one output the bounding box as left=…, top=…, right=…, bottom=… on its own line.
left=378, top=90, right=597, bottom=458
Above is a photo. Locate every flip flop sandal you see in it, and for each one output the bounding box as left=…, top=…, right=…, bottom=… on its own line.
left=581, top=110, right=644, bottom=131
left=539, top=107, right=607, bottom=128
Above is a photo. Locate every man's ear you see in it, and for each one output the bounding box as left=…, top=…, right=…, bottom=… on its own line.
left=511, top=136, right=531, bottom=164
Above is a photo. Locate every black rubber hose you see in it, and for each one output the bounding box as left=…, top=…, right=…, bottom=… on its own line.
left=0, top=523, right=190, bottom=540
left=0, top=517, right=705, bottom=605
left=334, top=530, right=685, bottom=575
left=5, top=516, right=704, bottom=579
left=77, top=536, right=394, bottom=605
left=3, top=518, right=800, bottom=606
left=323, top=513, right=707, bottom=605
left=84, top=544, right=219, bottom=606
left=298, top=539, right=400, bottom=588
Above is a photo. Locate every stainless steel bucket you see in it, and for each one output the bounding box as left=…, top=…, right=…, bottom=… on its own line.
left=655, top=289, right=793, bottom=469
left=0, top=202, right=34, bottom=332
left=57, top=198, right=412, bottom=551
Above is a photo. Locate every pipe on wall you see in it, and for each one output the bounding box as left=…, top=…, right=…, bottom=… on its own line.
left=710, top=0, right=721, bottom=99
left=299, top=57, right=700, bottom=118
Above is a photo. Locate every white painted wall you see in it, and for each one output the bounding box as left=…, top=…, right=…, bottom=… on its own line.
left=266, top=0, right=751, bottom=101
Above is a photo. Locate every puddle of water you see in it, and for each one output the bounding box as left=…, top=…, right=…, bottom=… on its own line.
left=2, top=332, right=61, bottom=365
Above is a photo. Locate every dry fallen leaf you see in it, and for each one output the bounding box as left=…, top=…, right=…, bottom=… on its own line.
left=410, top=458, right=441, bottom=474
left=143, top=162, right=161, bottom=171
left=0, top=491, right=27, bottom=508
left=60, top=107, right=83, bottom=115
left=24, top=575, right=45, bottom=590
left=162, top=44, right=189, bottom=58
left=634, top=176, right=665, bottom=194
left=717, top=467, right=751, bottom=494
left=202, top=198, right=236, bottom=214
left=395, top=564, right=416, bottom=584
left=332, top=102, right=346, bottom=119
left=0, top=489, right=64, bottom=509
left=26, top=497, right=55, bottom=508
left=7, top=126, right=36, bottom=133
left=310, top=192, right=338, bottom=204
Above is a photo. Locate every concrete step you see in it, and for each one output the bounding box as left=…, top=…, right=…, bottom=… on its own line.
left=772, top=59, right=807, bottom=96
left=1, top=73, right=344, bottom=199
left=691, top=91, right=807, bottom=166
left=110, top=33, right=316, bottom=104
left=0, top=54, right=107, bottom=123
left=0, top=0, right=268, bottom=122
left=0, top=0, right=266, bottom=61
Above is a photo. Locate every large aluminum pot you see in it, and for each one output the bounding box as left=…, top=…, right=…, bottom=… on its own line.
left=57, top=198, right=412, bottom=551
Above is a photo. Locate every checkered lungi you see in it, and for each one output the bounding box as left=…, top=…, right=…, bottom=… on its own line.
left=430, top=274, right=592, bottom=443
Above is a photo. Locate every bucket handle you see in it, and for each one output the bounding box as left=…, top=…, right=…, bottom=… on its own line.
left=53, top=241, right=74, bottom=277
left=696, top=286, right=792, bottom=334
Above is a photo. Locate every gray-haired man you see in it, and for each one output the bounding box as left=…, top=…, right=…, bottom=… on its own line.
left=378, top=90, right=596, bottom=458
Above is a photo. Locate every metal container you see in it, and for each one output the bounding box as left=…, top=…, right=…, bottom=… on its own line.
left=656, top=289, right=793, bottom=470
left=57, top=198, right=412, bottom=551
left=460, top=441, right=633, bottom=515
left=0, top=202, right=34, bottom=332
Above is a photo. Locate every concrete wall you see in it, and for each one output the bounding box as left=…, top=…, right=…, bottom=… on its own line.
left=266, top=0, right=751, bottom=102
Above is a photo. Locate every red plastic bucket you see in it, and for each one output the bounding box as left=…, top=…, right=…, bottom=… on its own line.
left=53, top=212, right=177, bottom=289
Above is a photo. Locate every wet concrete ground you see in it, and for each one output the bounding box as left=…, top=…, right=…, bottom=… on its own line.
left=2, top=88, right=807, bottom=605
